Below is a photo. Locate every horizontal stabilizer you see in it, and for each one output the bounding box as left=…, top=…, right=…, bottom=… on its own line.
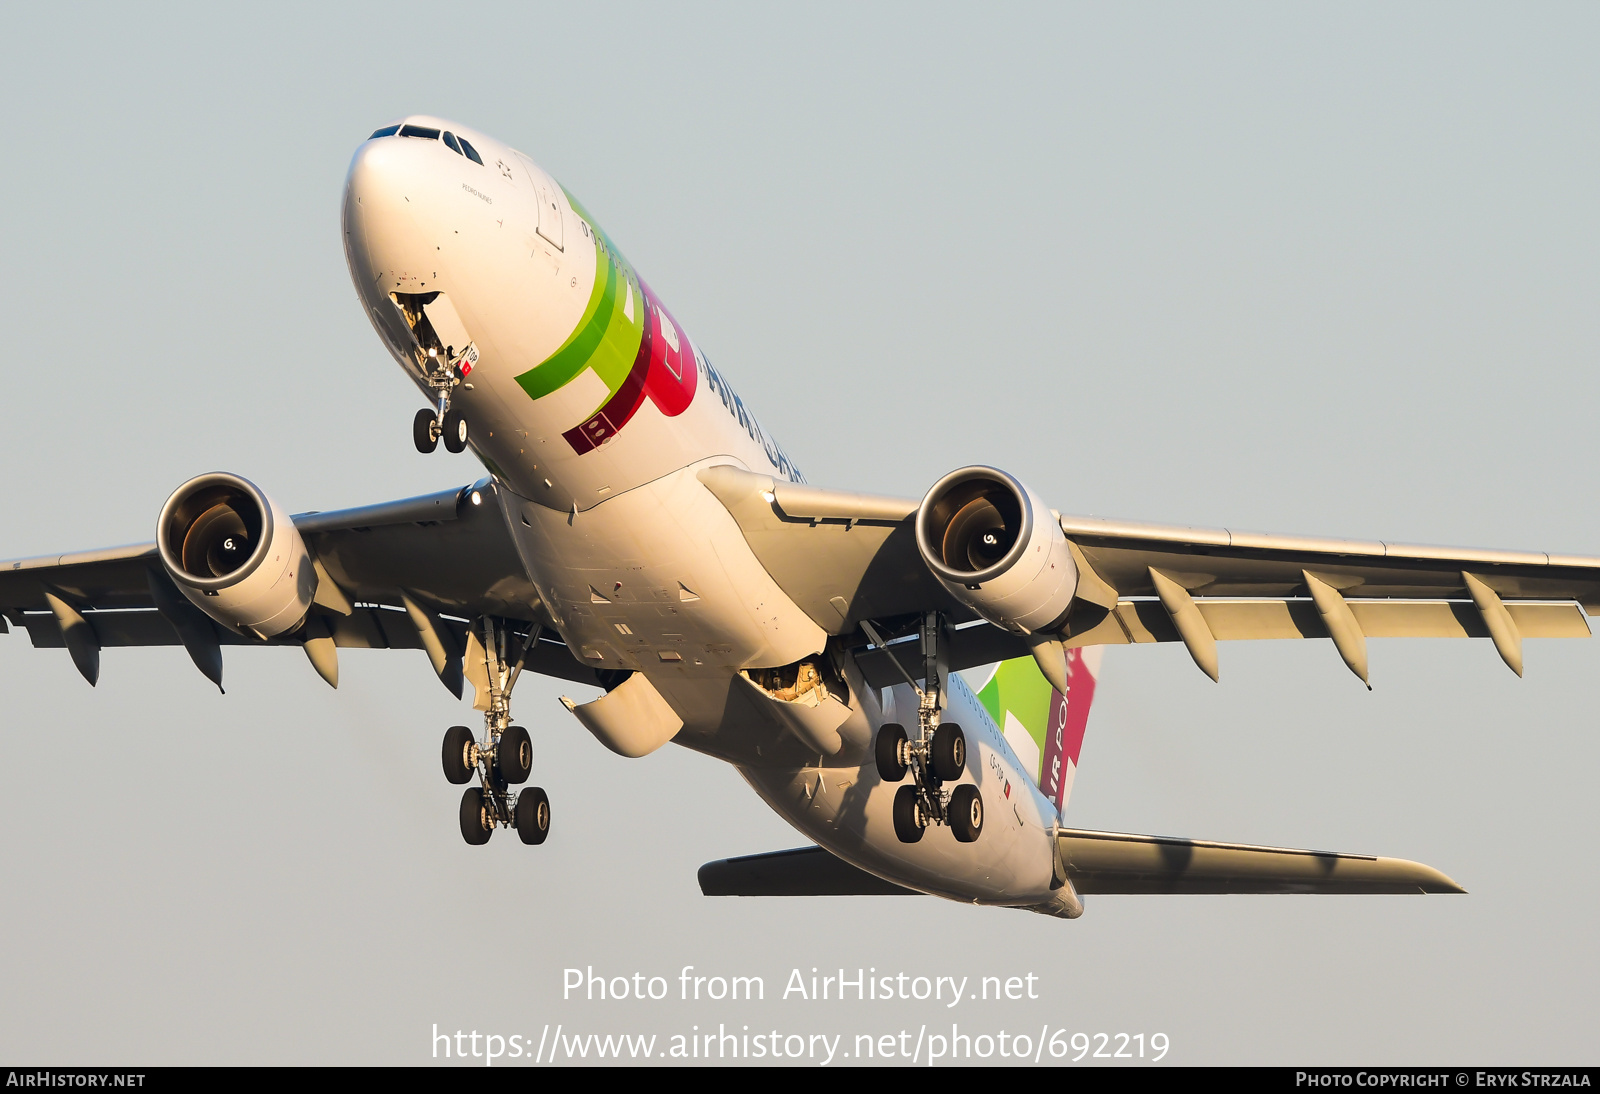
left=1059, top=828, right=1465, bottom=894
left=698, top=847, right=916, bottom=897
left=699, top=834, right=1464, bottom=900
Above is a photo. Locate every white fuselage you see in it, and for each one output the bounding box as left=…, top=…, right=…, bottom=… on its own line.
left=342, top=116, right=1062, bottom=910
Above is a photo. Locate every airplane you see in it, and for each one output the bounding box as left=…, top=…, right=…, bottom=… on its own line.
left=5, top=114, right=1597, bottom=918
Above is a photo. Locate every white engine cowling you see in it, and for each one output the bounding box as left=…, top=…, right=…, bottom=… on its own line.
left=915, top=466, right=1078, bottom=634
left=156, top=472, right=315, bottom=639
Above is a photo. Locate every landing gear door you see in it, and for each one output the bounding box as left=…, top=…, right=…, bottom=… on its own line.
left=516, top=153, right=564, bottom=252
left=388, top=291, right=474, bottom=365
left=421, top=294, right=472, bottom=357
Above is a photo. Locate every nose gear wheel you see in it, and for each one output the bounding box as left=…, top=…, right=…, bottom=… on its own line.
left=413, top=408, right=440, bottom=454
left=442, top=408, right=468, bottom=453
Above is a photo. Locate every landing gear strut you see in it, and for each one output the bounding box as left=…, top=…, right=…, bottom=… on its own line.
left=868, top=611, right=983, bottom=844
left=438, top=617, right=553, bottom=846
left=411, top=340, right=478, bottom=455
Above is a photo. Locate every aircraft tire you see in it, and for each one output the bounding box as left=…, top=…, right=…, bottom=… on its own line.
left=442, top=725, right=476, bottom=784
left=515, top=786, right=551, bottom=845
left=930, top=723, right=966, bottom=781
left=497, top=726, right=532, bottom=784
left=892, top=785, right=924, bottom=843
left=413, top=408, right=439, bottom=453
left=443, top=409, right=468, bottom=453
left=950, top=784, right=983, bottom=843
left=459, top=786, right=493, bottom=845
left=875, top=723, right=908, bottom=782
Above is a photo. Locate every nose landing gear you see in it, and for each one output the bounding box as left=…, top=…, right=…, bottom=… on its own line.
left=867, top=612, right=984, bottom=844
left=413, top=407, right=468, bottom=454
left=392, top=292, right=479, bottom=455
left=410, top=341, right=478, bottom=455
left=439, top=618, right=553, bottom=846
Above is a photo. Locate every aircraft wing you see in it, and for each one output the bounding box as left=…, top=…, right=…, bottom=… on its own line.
left=1053, top=513, right=1597, bottom=672
left=0, top=480, right=602, bottom=692
left=700, top=465, right=1600, bottom=682
left=698, top=835, right=1462, bottom=899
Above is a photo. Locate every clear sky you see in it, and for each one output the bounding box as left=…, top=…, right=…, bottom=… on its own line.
left=0, top=2, right=1596, bottom=1065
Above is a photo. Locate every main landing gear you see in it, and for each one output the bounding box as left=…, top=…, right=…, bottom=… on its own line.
left=411, top=341, right=478, bottom=454
left=440, top=617, right=552, bottom=846
left=868, top=611, right=984, bottom=845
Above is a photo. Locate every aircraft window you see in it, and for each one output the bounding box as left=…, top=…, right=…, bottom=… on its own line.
left=369, top=124, right=401, bottom=139
left=459, top=138, right=484, bottom=165
left=399, top=125, right=441, bottom=140
left=443, top=132, right=464, bottom=155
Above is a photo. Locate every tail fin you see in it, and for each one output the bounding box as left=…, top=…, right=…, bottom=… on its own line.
left=969, top=646, right=1102, bottom=817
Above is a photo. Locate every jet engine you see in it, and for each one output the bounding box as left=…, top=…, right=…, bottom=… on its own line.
left=156, top=472, right=315, bottom=639
left=914, top=466, right=1077, bottom=635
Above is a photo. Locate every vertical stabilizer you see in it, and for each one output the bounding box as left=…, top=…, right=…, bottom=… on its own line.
left=969, top=646, right=1102, bottom=816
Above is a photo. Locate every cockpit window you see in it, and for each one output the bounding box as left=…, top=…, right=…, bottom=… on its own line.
left=458, top=137, right=484, bottom=165
left=399, top=125, right=441, bottom=140
left=443, top=132, right=464, bottom=155
left=369, top=124, right=401, bottom=139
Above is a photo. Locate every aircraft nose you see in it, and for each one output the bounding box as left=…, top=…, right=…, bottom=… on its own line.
left=346, top=132, right=411, bottom=211
left=343, top=134, right=440, bottom=295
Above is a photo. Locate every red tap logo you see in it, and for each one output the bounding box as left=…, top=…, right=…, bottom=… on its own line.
left=564, top=278, right=697, bottom=454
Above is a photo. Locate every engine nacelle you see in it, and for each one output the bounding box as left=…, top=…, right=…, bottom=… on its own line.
left=157, top=472, right=315, bottom=639
left=915, top=466, right=1078, bottom=634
